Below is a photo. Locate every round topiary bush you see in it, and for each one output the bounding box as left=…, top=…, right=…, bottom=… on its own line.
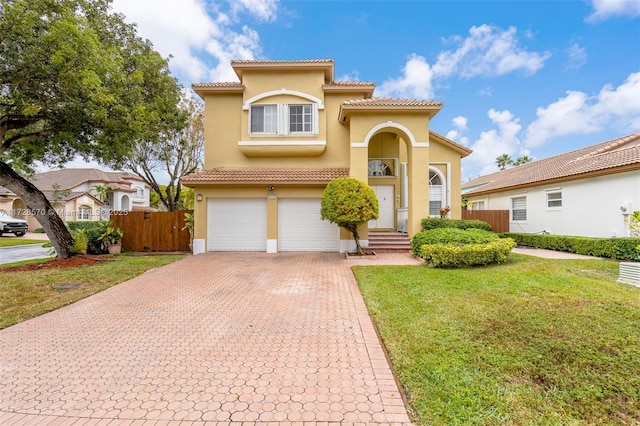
left=411, top=227, right=515, bottom=267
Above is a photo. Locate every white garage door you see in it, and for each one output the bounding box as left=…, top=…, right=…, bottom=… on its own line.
left=207, top=198, right=267, bottom=251
left=278, top=199, right=339, bottom=251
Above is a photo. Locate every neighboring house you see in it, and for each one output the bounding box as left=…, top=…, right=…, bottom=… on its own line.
left=462, top=132, right=640, bottom=238
left=15, top=168, right=153, bottom=229
left=182, top=59, right=472, bottom=253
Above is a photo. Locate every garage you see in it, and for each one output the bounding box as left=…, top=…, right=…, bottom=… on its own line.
left=278, top=198, right=339, bottom=251
left=207, top=198, right=267, bottom=251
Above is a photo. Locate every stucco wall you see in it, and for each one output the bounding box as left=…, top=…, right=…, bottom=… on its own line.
left=466, top=170, right=639, bottom=237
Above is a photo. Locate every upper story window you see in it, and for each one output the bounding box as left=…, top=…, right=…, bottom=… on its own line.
left=289, top=105, right=313, bottom=133
left=474, top=201, right=485, bottom=210
left=250, top=103, right=317, bottom=136
left=368, top=160, right=396, bottom=177
left=546, top=191, right=562, bottom=208
left=132, top=186, right=145, bottom=199
left=251, top=105, right=277, bottom=133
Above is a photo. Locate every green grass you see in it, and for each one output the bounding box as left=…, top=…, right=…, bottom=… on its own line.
left=0, top=238, right=49, bottom=247
left=354, top=255, right=640, bottom=425
left=0, top=254, right=186, bottom=329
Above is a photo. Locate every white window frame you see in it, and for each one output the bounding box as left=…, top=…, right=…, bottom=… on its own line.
left=133, top=186, right=145, bottom=199
left=78, top=205, right=92, bottom=221
left=546, top=191, right=562, bottom=209
left=249, top=103, right=317, bottom=136
left=429, top=169, right=445, bottom=217
left=474, top=201, right=485, bottom=210
left=511, top=196, right=527, bottom=221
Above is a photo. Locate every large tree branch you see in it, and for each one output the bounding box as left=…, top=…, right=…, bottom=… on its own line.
left=0, top=114, right=47, bottom=150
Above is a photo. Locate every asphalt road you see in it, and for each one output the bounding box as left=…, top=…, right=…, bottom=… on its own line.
left=0, top=243, right=53, bottom=265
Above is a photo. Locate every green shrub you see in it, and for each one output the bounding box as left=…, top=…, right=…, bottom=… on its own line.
left=501, top=233, right=640, bottom=261
left=453, top=219, right=493, bottom=231
left=70, top=229, right=88, bottom=254
left=421, top=217, right=453, bottom=230
left=420, top=238, right=516, bottom=268
left=33, top=228, right=45, bottom=233
left=68, top=221, right=110, bottom=254
left=420, top=217, right=492, bottom=232
left=411, top=228, right=498, bottom=256
left=67, top=220, right=109, bottom=232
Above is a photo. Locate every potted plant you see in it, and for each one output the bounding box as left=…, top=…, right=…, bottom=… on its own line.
left=101, top=226, right=124, bottom=254
left=182, top=212, right=194, bottom=251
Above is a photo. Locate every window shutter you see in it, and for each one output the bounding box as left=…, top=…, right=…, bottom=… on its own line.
left=313, top=103, right=319, bottom=135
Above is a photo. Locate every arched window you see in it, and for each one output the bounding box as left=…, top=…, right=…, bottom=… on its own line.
left=429, top=169, right=446, bottom=216
left=78, top=205, right=92, bottom=220
left=368, top=160, right=394, bottom=176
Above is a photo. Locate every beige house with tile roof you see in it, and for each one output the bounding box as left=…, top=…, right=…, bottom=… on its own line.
left=182, top=59, right=471, bottom=253
left=462, top=132, right=640, bottom=238
left=11, top=169, right=152, bottom=229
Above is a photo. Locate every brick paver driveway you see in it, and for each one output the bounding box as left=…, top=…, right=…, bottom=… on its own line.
left=0, top=252, right=419, bottom=425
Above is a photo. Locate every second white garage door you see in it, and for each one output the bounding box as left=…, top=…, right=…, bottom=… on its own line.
left=278, top=198, right=339, bottom=251
left=207, top=198, right=266, bottom=251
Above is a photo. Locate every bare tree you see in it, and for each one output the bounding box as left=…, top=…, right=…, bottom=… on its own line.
left=123, top=91, right=204, bottom=211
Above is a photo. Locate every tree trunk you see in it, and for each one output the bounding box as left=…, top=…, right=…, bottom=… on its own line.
left=0, top=161, right=74, bottom=258
left=346, top=224, right=363, bottom=255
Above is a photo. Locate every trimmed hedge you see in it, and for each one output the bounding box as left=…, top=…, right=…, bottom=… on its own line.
left=421, top=217, right=493, bottom=232
left=411, top=228, right=499, bottom=256
left=420, top=239, right=516, bottom=268
left=502, top=232, right=640, bottom=261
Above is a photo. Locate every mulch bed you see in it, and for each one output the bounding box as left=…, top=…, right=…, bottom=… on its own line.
left=0, top=255, right=115, bottom=273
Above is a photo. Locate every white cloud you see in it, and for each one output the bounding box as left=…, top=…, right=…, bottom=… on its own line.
left=379, top=25, right=551, bottom=99
left=205, top=25, right=261, bottom=81
left=433, top=25, right=551, bottom=79
left=565, top=42, right=587, bottom=70
left=452, top=116, right=468, bottom=130
left=336, top=71, right=361, bottom=82
left=524, top=71, right=640, bottom=147
left=586, top=0, right=640, bottom=22
left=110, top=0, right=278, bottom=83
left=231, top=0, right=278, bottom=22
left=446, top=115, right=470, bottom=145
left=376, top=54, right=435, bottom=98
left=468, top=109, right=522, bottom=176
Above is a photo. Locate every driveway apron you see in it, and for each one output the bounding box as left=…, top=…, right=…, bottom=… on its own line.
left=0, top=252, right=415, bottom=424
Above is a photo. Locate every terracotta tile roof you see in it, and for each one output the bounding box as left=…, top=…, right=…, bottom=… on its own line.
left=31, top=169, right=143, bottom=192
left=231, top=59, right=334, bottom=66
left=181, top=168, right=350, bottom=184
left=341, top=97, right=443, bottom=107
left=325, top=81, right=376, bottom=87
left=192, top=82, right=243, bottom=88
left=463, top=132, right=640, bottom=195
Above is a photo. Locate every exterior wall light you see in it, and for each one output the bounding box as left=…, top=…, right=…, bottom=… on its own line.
left=267, top=185, right=274, bottom=191
left=196, top=194, right=203, bottom=202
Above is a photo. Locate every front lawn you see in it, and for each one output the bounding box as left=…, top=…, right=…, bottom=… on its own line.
left=0, top=254, right=186, bottom=329
left=354, top=255, right=640, bottom=425
left=0, top=237, right=49, bottom=247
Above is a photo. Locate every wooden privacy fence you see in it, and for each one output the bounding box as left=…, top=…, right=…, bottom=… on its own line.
left=461, top=209, right=510, bottom=233
left=110, top=210, right=192, bottom=252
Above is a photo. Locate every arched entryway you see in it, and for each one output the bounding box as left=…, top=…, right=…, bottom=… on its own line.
left=120, top=194, right=131, bottom=211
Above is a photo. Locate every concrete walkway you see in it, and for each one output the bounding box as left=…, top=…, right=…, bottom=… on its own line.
left=0, top=252, right=421, bottom=425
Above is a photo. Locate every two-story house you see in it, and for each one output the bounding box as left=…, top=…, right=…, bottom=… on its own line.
left=21, top=168, right=152, bottom=229
left=182, top=59, right=471, bottom=253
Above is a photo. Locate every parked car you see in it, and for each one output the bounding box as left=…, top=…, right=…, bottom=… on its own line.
left=0, top=212, right=28, bottom=237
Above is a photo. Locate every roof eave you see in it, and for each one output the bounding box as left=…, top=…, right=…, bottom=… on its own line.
left=192, top=84, right=245, bottom=98
left=465, top=163, right=640, bottom=197
left=231, top=60, right=335, bottom=83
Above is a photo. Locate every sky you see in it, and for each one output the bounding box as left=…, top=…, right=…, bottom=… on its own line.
left=80, top=0, right=640, bottom=182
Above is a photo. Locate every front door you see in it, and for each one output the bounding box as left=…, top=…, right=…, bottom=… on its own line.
left=369, top=185, right=395, bottom=229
